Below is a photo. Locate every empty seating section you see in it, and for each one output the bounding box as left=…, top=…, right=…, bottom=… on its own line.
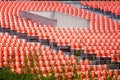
left=0, top=1, right=120, bottom=79
left=0, top=32, right=76, bottom=76
left=81, top=1, right=120, bottom=16
left=1, top=33, right=118, bottom=79
left=0, top=1, right=120, bottom=63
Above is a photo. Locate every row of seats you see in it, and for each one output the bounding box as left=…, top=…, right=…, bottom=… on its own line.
left=0, top=1, right=119, bottom=79
left=0, top=32, right=76, bottom=75
left=0, top=1, right=95, bottom=19
left=90, top=14, right=120, bottom=31
left=0, top=1, right=120, bottom=62
left=1, top=2, right=120, bottom=32
left=1, top=2, right=119, bottom=31
left=0, top=33, right=119, bottom=79
left=2, top=18, right=120, bottom=62
left=81, top=1, right=120, bottom=16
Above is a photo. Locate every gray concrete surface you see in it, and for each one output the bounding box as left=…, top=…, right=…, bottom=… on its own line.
left=20, top=11, right=57, bottom=26
left=27, top=11, right=90, bottom=28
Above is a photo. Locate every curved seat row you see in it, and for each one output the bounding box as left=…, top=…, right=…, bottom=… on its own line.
left=0, top=1, right=120, bottom=62
left=1, top=32, right=119, bottom=79
left=0, top=1, right=119, bottom=79
left=81, top=1, right=120, bottom=16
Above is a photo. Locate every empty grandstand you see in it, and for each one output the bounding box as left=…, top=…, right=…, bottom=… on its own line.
left=0, top=0, right=120, bottom=80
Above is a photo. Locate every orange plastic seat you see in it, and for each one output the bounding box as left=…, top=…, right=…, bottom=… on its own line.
left=93, top=65, right=98, bottom=72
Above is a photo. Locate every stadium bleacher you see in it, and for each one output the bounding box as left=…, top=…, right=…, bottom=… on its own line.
left=0, top=1, right=120, bottom=80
